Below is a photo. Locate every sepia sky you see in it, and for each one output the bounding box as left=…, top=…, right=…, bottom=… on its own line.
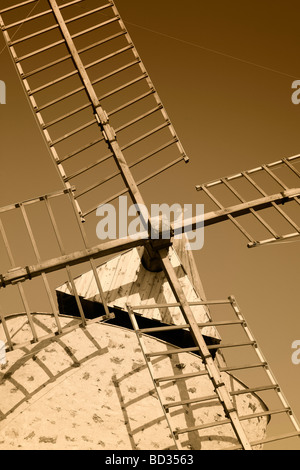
left=0, top=0, right=300, bottom=449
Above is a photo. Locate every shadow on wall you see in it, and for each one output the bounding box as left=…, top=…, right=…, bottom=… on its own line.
left=56, top=291, right=220, bottom=357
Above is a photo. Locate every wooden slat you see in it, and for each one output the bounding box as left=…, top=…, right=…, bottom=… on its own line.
left=45, top=0, right=168, bottom=221
left=0, top=0, right=37, bottom=14
left=131, top=299, right=231, bottom=310
left=227, top=432, right=300, bottom=450
left=35, top=60, right=140, bottom=111
left=220, top=363, right=267, bottom=373
left=65, top=3, right=112, bottom=24
left=109, top=0, right=188, bottom=164
left=84, top=45, right=134, bottom=70
left=58, top=138, right=105, bottom=164
left=67, top=193, right=111, bottom=318
left=108, top=90, right=154, bottom=117
left=37, top=84, right=86, bottom=111
left=0, top=310, right=13, bottom=350
left=128, top=139, right=178, bottom=169
left=248, top=231, right=300, bottom=248
left=0, top=187, right=73, bottom=214
left=262, top=164, right=300, bottom=208
left=145, top=340, right=255, bottom=358
left=43, top=102, right=91, bottom=129
left=50, top=119, right=96, bottom=147
left=43, top=196, right=89, bottom=326
left=0, top=234, right=150, bottom=288
left=0, top=215, right=38, bottom=342
left=17, top=38, right=65, bottom=62
left=242, top=172, right=300, bottom=232
left=229, top=295, right=300, bottom=436
left=158, top=248, right=252, bottom=450
left=175, top=418, right=231, bottom=436
left=127, top=305, right=180, bottom=449
left=137, top=157, right=187, bottom=187
left=178, top=188, right=300, bottom=235
left=283, top=157, right=300, bottom=178
left=138, top=320, right=243, bottom=334
left=19, top=203, right=63, bottom=334
left=79, top=31, right=127, bottom=55
left=71, top=15, right=120, bottom=39
left=175, top=408, right=292, bottom=437
left=65, top=138, right=179, bottom=186
left=196, top=155, right=300, bottom=189
left=23, top=51, right=74, bottom=79
left=164, top=394, right=218, bottom=410
left=2, top=8, right=52, bottom=29
left=146, top=346, right=200, bottom=357
left=1, top=0, right=188, bottom=225
left=121, top=122, right=172, bottom=151
left=221, top=177, right=279, bottom=239
left=116, top=105, right=163, bottom=133
left=2, top=314, right=108, bottom=354
left=155, top=370, right=208, bottom=383
left=10, top=24, right=60, bottom=46
left=98, top=74, right=147, bottom=101
left=29, top=48, right=135, bottom=96
left=29, top=70, right=78, bottom=95
left=66, top=161, right=118, bottom=185
left=59, top=0, right=84, bottom=9
left=200, top=185, right=256, bottom=243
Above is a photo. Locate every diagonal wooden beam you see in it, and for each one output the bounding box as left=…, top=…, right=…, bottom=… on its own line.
left=0, top=188, right=299, bottom=288
left=158, top=248, right=252, bottom=450
left=176, top=188, right=300, bottom=234
left=0, top=233, right=150, bottom=288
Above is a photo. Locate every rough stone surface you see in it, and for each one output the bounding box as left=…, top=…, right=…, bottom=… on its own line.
left=0, top=314, right=268, bottom=450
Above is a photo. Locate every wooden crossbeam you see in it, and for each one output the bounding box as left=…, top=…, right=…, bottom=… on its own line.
left=0, top=188, right=299, bottom=288
left=178, top=188, right=300, bottom=235
left=0, top=234, right=150, bottom=288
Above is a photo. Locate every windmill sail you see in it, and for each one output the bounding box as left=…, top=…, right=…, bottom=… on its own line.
left=196, top=154, right=300, bottom=247
left=0, top=0, right=188, bottom=219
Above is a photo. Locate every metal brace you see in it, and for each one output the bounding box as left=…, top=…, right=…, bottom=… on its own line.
left=8, top=267, right=26, bottom=285
left=94, top=108, right=117, bottom=143
left=0, top=274, right=6, bottom=289
left=25, top=266, right=32, bottom=280
left=225, top=407, right=238, bottom=418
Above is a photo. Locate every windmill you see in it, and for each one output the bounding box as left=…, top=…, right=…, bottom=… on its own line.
left=0, top=0, right=299, bottom=450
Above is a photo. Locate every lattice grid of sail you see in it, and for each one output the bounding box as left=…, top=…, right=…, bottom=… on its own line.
left=197, top=154, right=300, bottom=247
left=0, top=187, right=115, bottom=349
left=126, top=296, right=300, bottom=450
left=0, top=0, right=188, bottom=219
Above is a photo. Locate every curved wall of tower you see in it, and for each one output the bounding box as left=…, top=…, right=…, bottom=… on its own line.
left=0, top=314, right=268, bottom=450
